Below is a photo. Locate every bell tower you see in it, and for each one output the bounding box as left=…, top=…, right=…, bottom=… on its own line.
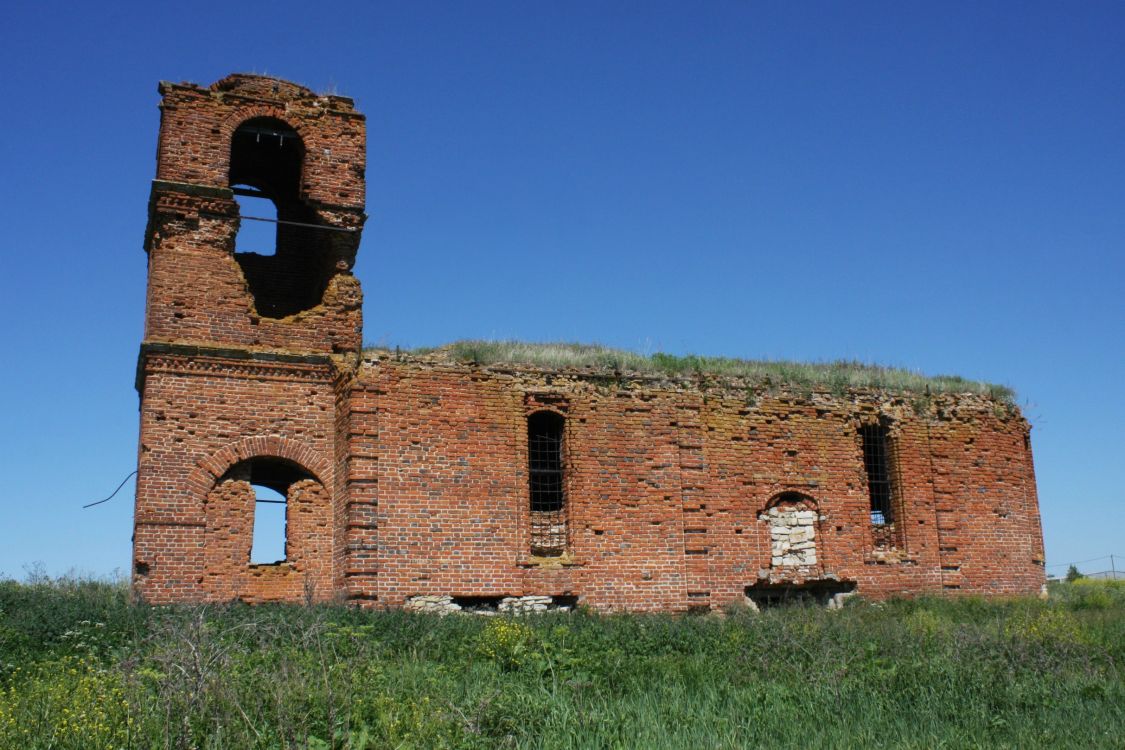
left=133, top=74, right=366, bottom=603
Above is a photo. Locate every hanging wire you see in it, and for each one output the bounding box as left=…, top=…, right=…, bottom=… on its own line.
left=82, top=470, right=137, bottom=509
left=239, top=214, right=357, bottom=232
left=1045, top=554, right=1122, bottom=568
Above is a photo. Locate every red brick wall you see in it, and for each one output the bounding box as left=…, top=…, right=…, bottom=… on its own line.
left=354, top=357, right=1045, bottom=611
left=132, top=350, right=343, bottom=604
left=927, top=405, right=1046, bottom=593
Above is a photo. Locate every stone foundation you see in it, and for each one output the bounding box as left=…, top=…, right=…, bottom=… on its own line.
left=404, top=594, right=575, bottom=616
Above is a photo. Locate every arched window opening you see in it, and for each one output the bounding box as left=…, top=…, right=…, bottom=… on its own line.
left=229, top=117, right=337, bottom=318
left=230, top=119, right=303, bottom=201
left=860, top=424, right=895, bottom=526
left=528, top=411, right=566, bottom=557
left=221, top=457, right=314, bottom=565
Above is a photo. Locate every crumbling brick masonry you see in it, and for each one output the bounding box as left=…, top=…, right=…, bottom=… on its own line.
left=132, top=74, right=1046, bottom=610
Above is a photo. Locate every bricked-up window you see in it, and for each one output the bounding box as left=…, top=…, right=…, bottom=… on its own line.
left=223, top=457, right=313, bottom=565
left=528, top=411, right=566, bottom=556
left=229, top=117, right=337, bottom=318
left=860, top=424, right=894, bottom=525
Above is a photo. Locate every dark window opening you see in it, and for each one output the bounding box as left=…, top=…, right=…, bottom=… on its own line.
left=230, top=120, right=303, bottom=198
left=529, top=411, right=566, bottom=556
left=745, top=581, right=856, bottom=609
left=552, top=594, right=579, bottom=609
left=221, top=457, right=314, bottom=565
left=771, top=491, right=814, bottom=508
left=860, top=424, right=894, bottom=526
left=229, top=118, right=342, bottom=319
left=450, top=595, right=579, bottom=613
left=451, top=596, right=503, bottom=612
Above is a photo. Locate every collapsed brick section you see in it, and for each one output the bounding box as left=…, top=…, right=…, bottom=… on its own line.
left=132, top=74, right=1046, bottom=610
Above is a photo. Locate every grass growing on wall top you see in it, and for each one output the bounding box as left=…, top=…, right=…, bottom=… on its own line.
left=0, top=577, right=1122, bottom=749
left=370, top=340, right=1016, bottom=402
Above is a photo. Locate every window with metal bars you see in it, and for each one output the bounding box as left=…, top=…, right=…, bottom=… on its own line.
left=528, top=411, right=566, bottom=556
left=860, top=424, right=894, bottom=526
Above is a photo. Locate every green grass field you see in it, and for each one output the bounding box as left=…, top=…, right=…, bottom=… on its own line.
left=1, top=577, right=1121, bottom=749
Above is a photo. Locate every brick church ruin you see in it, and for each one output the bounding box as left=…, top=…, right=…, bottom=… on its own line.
left=132, top=74, right=1046, bottom=610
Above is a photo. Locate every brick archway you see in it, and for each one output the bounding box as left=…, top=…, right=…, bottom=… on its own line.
left=761, top=490, right=819, bottom=515
left=217, top=107, right=318, bottom=184
left=187, top=436, right=330, bottom=500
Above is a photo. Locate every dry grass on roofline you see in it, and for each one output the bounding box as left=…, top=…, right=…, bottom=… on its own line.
left=367, top=340, right=1016, bottom=402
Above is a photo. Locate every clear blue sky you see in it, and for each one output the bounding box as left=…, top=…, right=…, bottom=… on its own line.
left=1, top=1, right=1122, bottom=579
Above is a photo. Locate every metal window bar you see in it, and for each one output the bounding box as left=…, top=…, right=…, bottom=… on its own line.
left=236, top=124, right=299, bottom=144
left=529, top=413, right=566, bottom=556
left=860, top=424, right=894, bottom=526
